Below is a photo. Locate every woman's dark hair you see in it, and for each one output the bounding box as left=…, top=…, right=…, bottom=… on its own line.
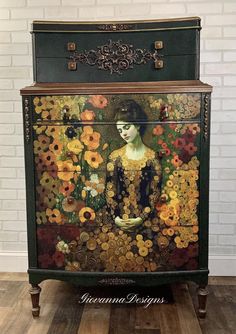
left=114, top=99, right=148, bottom=136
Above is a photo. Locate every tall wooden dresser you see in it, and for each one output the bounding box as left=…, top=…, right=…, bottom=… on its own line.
left=21, top=17, right=212, bottom=318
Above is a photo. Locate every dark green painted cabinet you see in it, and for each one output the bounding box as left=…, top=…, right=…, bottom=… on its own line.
left=21, top=17, right=212, bottom=319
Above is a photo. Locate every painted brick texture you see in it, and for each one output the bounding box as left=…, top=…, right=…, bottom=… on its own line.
left=0, top=0, right=235, bottom=259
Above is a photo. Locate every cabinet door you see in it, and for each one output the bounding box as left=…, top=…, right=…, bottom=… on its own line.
left=33, top=94, right=201, bottom=272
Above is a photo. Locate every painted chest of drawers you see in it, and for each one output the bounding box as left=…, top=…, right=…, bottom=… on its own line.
left=21, top=18, right=212, bottom=318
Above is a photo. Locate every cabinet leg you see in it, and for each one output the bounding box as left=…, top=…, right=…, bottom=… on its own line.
left=197, top=285, right=208, bottom=318
left=29, top=284, right=41, bottom=317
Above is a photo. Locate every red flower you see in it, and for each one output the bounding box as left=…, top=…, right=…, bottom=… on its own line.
left=187, top=243, right=199, bottom=258
left=168, top=248, right=189, bottom=268
left=52, top=251, right=65, bottom=268
left=161, top=142, right=167, bottom=149
left=165, top=148, right=171, bottom=156
left=38, top=254, right=53, bottom=269
left=185, top=258, right=198, bottom=270
left=185, top=143, right=197, bottom=155
left=173, top=138, right=186, bottom=149
left=183, top=130, right=195, bottom=144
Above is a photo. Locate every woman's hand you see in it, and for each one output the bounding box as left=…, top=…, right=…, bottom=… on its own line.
left=114, top=216, right=143, bottom=231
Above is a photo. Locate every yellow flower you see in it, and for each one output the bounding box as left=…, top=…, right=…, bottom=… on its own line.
left=78, top=207, right=96, bottom=223
left=107, top=162, right=114, bottom=172
left=169, top=191, right=177, bottom=199
left=67, top=139, right=84, bottom=154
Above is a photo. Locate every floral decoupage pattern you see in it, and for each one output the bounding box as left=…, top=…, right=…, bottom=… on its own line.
left=33, top=93, right=201, bottom=272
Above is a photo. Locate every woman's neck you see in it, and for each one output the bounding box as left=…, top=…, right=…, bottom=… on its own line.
left=125, top=135, right=148, bottom=160
left=127, top=135, right=144, bottom=151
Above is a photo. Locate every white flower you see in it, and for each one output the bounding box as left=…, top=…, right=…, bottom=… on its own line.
left=56, top=240, right=70, bottom=254
left=90, top=173, right=99, bottom=183
left=91, top=189, right=98, bottom=197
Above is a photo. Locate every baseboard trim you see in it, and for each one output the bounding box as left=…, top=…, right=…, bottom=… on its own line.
left=0, top=252, right=235, bottom=276
left=209, top=255, right=236, bottom=276
left=0, top=252, right=28, bottom=272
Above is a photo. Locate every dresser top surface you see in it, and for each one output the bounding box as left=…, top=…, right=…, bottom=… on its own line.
left=31, top=17, right=201, bottom=33
left=21, top=80, right=212, bottom=95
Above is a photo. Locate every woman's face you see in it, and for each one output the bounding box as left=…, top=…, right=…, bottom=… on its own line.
left=116, top=121, right=140, bottom=143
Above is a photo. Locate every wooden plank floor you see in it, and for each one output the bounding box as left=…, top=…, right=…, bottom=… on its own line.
left=0, top=273, right=235, bottom=334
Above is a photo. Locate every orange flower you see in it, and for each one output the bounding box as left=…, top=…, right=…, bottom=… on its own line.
left=80, top=126, right=100, bottom=150
left=84, top=151, right=103, bottom=169
left=57, top=160, right=81, bottom=181
left=80, top=109, right=95, bottom=122
left=171, top=154, right=183, bottom=168
left=49, top=139, right=63, bottom=155
left=88, top=95, right=108, bottom=109
left=59, top=181, right=75, bottom=196
left=153, top=125, right=164, bottom=136
left=46, top=208, right=63, bottom=224
left=78, top=207, right=95, bottom=223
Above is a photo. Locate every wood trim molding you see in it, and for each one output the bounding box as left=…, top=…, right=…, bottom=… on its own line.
left=20, top=81, right=212, bottom=95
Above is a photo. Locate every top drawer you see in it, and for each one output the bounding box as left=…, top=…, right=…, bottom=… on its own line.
left=32, top=17, right=201, bottom=83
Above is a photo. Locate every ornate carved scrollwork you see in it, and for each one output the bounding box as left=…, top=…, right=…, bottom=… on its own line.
left=67, top=39, right=163, bottom=75
left=24, top=97, right=30, bottom=143
left=203, top=94, right=209, bottom=141
left=98, top=278, right=136, bottom=285
left=97, top=24, right=134, bottom=31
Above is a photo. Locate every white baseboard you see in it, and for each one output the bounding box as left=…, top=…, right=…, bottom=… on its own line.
left=0, top=252, right=235, bottom=276
left=0, top=252, right=28, bottom=273
left=209, top=255, right=236, bottom=276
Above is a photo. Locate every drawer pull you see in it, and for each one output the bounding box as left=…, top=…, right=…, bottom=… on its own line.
left=155, top=59, right=164, bottom=69
left=68, top=61, right=77, bottom=71
left=67, top=42, right=76, bottom=51
left=155, top=41, right=163, bottom=50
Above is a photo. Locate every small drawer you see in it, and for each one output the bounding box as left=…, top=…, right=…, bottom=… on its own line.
left=32, top=18, right=201, bottom=83
left=32, top=93, right=201, bottom=123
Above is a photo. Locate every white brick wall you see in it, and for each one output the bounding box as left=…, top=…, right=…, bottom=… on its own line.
left=0, top=0, right=236, bottom=273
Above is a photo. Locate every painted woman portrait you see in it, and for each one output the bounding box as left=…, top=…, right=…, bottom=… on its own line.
left=106, top=99, right=162, bottom=232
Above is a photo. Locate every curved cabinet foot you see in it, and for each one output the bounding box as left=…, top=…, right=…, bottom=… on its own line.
left=197, top=285, right=208, bottom=318
left=29, top=284, right=41, bottom=317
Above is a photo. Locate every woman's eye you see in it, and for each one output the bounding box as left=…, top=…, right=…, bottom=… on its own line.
left=118, top=129, right=122, bottom=133
left=124, top=125, right=130, bottom=130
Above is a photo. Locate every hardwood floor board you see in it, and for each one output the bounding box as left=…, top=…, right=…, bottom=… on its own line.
left=159, top=303, right=182, bottom=334
left=0, top=280, right=26, bottom=307
left=26, top=281, right=69, bottom=334
left=172, top=283, right=202, bottom=334
left=46, top=284, right=84, bottom=334
left=214, top=286, right=236, bottom=334
left=135, top=304, right=161, bottom=330
left=109, top=304, right=136, bottom=334
left=199, top=285, right=232, bottom=334
left=0, top=307, right=11, bottom=328
left=77, top=303, right=111, bottom=334
left=1, top=276, right=236, bottom=334
left=135, top=330, right=161, bottom=334
left=0, top=273, right=28, bottom=281
left=208, top=277, right=236, bottom=286
left=0, top=283, right=33, bottom=334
